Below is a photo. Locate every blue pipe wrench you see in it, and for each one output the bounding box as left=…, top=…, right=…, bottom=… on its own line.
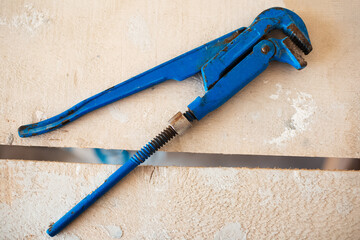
left=18, top=7, right=311, bottom=137
left=18, top=7, right=312, bottom=236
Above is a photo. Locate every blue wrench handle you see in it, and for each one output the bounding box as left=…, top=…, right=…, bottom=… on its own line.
left=47, top=159, right=139, bottom=236
left=18, top=28, right=245, bottom=138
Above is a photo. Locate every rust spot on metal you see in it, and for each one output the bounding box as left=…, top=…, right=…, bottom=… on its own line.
left=18, top=125, right=27, bottom=132
left=71, top=211, right=74, bottom=214
left=287, top=23, right=312, bottom=55
left=245, top=28, right=253, bottom=33
left=223, top=30, right=242, bottom=44
left=48, top=126, right=58, bottom=131
left=207, top=82, right=217, bottom=90
left=203, top=75, right=207, bottom=84
left=264, top=24, right=272, bottom=33
left=261, top=45, right=270, bottom=54
left=169, top=112, right=184, bottom=126
left=283, top=37, right=307, bottom=68
left=223, top=46, right=228, bottom=52
left=48, top=222, right=54, bottom=232
left=61, top=119, right=70, bottom=125
left=31, top=133, right=37, bottom=136
left=202, top=62, right=209, bottom=84
left=58, top=109, right=75, bottom=121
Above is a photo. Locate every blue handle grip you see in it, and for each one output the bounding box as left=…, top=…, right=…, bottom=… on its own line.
left=18, top=28, right=245, bottom=138
left=47, top=159, right=139, bottom=236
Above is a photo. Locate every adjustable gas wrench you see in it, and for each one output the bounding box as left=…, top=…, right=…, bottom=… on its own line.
left=18, top=7, right=312, bottom=236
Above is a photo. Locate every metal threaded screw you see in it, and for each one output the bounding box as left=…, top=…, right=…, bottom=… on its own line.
left=131, top=110, right=195, bottom=165
left=132, top=126, right=178, bottom=164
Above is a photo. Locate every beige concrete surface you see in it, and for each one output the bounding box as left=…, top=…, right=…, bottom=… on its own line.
left=1, top=0, right=359, bottom=158
left=0, top=159, right=359, bottom=239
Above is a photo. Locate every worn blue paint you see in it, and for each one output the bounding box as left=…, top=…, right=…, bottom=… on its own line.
left=189, top=40, right=276, bottom=120
left=18, top=8, right=311, bottom=138
left=18, top=28, right=245, bottom=138
left=188, top=36, right=309, bottom=120
left=18, top=7, right=312, bottom=237
left=47, top=158, right=139, bottom=237
left=201, top=7, right=311, bottom=90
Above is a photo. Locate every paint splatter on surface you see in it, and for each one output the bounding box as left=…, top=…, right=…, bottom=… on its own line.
left=75, top=165, right=81, bottom=175
left=109, top=105, right=129, bottom=123
left=336, top=199, right=353, bottom=216
left=197, top=168, right=239, bottom=191
left=214, top=222, right=247, bottom=240
left=0, top=4, right=50, bottom=34
left=7, top=134, right=14, bottom=145
left=105, top=225, right=123, bottom=239
left=35, top=110, right=47, bottom=121
left=269, top=83, right=282, bottom=100
left=258, top=187, right=282, bottom=207
left=127, top=15, right=152, bottom=51
left=292, top=171, right=323, bottom=201
left=268, top=92, right=317, bottom=146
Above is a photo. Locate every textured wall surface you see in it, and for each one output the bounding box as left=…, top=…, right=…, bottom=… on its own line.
left=0, top=160, right=359, bottom=239
left=1, top=0, right=359, bottom=158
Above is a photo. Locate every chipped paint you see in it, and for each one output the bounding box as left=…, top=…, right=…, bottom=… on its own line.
left=7, top=133, right=14, bottom=145
left=127, top=15, right=152, bottom=51
left=0, top=4, right=50, bottom=33
left=75, top=165, right=81, bottom=175
left=269, top=83, right=282, bottom=100
left=214, top=222, right=247, bottom=240
left=258, top=187, right=282, bottom=206
left=268, top=92, right=316, bottom=146
left=292, top=171, right=323, bottom=201
left=105, top=225, right=123, bottom=239
left=35, top=110, right=47, bottom=121
left=109, top=105, right=129, bottom=123
left=198, top=168, right=239, bottom=191
left=336, top=199, right=353, bottom=216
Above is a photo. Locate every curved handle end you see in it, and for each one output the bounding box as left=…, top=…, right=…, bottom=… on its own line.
left=18, top=124, right=35, bottom=138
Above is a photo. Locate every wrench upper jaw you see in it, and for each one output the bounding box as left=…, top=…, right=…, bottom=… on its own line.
left=254, top=7, right=313, bottom=55
left=285, top=23, right=312, bottom=55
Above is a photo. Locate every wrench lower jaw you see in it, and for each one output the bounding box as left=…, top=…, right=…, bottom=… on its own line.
left=283, top=37, right=307, bottom=69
